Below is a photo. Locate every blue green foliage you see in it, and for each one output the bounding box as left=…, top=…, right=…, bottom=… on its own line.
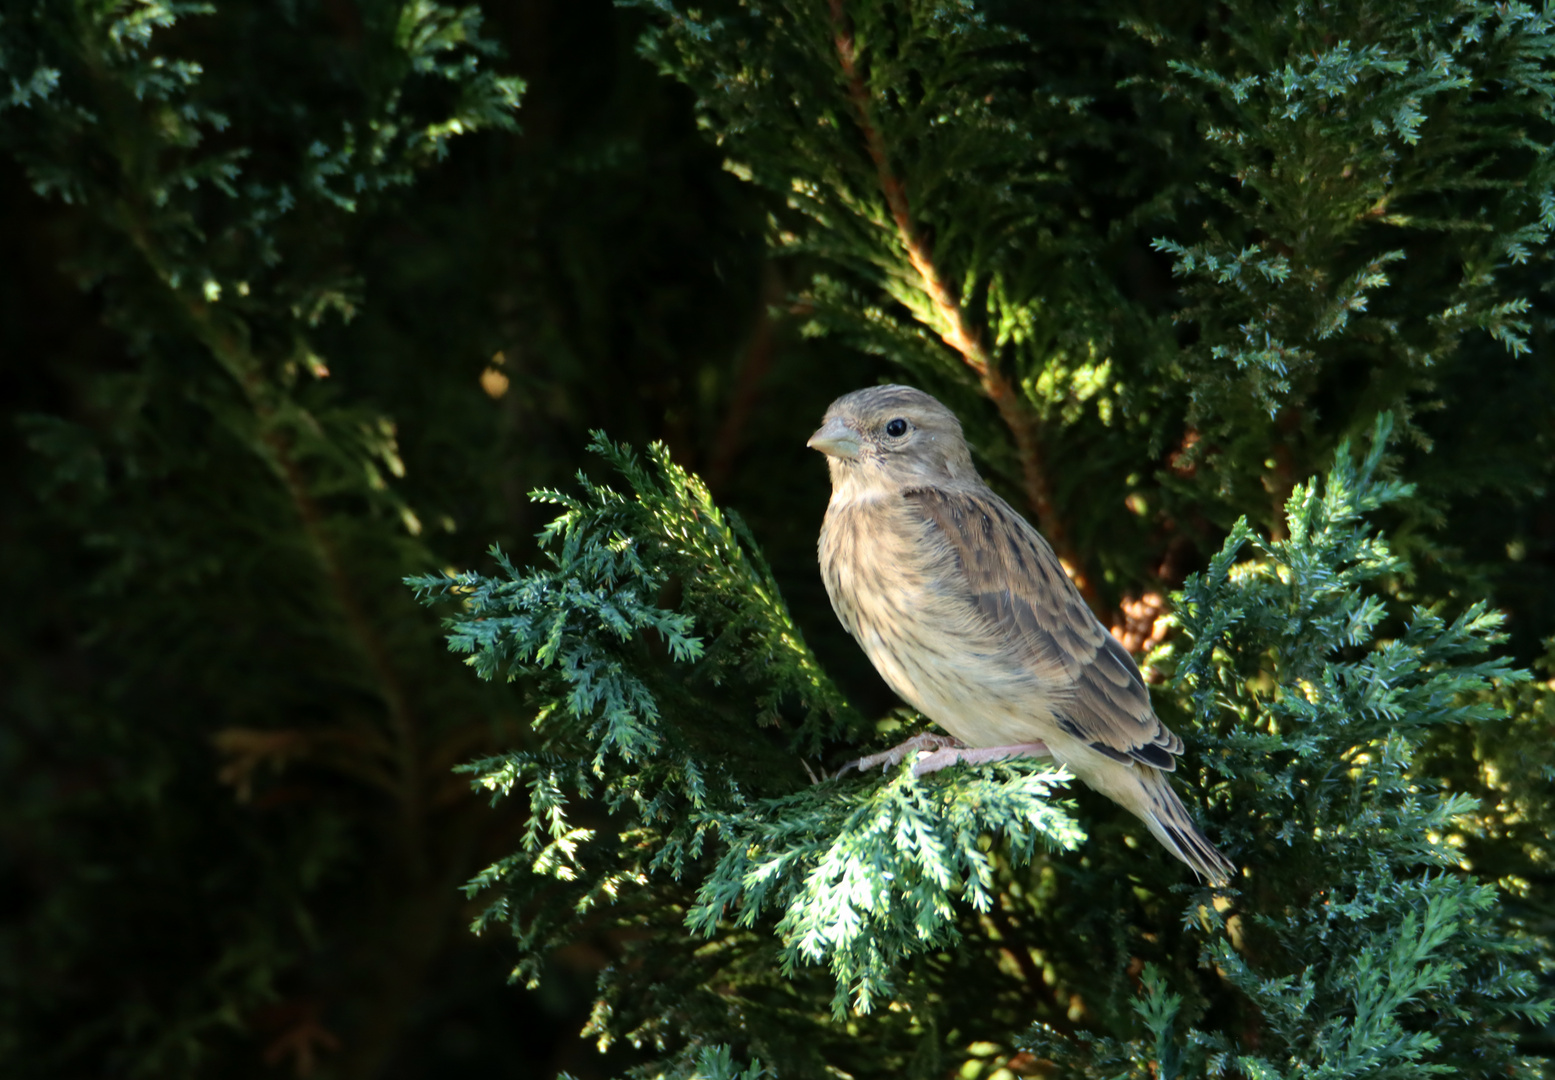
left=1147, top=4, right=1555, bottom=425
left=399, top=0, right=1555, bottom=1074
left=1021, top=416, right=1550, bottom=1076
left=645, top=1043, right=774, bottom=1080
left=410, top=436, right=1084, bottom=1014
left=690, top=761, right=1081, bottom=1014
left=424, top=416, right=1552, bottom=1077
left=412, top=433, right=856, bottom=762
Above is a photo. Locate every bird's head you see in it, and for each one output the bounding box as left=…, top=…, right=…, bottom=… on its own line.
left=807, top=385, right=978, bottom=493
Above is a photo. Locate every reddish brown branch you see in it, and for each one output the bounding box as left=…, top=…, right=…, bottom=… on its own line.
left=826, top=1, right=1097, bottom=607
left=705, top=264, right=781, bottom=495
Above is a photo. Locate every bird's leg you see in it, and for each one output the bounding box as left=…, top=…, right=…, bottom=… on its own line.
left=834, top=734, right=1054, bottom=778
left=834, top=732, right=963, bottom=777
left=910, top=741, right=1051, bottom=776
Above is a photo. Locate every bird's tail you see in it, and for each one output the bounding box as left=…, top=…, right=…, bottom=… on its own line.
left=1132, top=767, right=1235, bottom=887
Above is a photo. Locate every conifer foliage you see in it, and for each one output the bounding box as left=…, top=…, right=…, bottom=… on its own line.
left=410, top=437, right=1084, bottom=1018
left=424, top=426, right=1551, bottom=1078
left=1, top=2, right=540, bottom=1075
left=7, top=0, right=1555, bottom=1077
left=413, top=0, right=1555, bottom=1076
left=628, top=0, right=1555, bottom=584
left=1027, top=417, right=1549, bottom=1076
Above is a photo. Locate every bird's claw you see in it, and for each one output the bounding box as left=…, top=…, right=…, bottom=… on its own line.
left=835, top=736, right=1055, bottom=779
left=907, top=740, right=1051, bottom=776
left=833, top=732, right=964, bottom=778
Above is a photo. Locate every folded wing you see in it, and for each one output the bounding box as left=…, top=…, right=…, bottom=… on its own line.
left=904, top=485, right=1182, bottom=771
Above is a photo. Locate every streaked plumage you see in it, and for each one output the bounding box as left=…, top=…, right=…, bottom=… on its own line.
left=809, top=384, right=1234, bottom=885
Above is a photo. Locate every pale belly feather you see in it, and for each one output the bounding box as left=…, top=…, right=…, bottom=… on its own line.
left=821, top=497, right=1070, bottom=750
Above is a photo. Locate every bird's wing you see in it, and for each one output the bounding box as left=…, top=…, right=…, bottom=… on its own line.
left=904, top=485, right=1182, bottom=771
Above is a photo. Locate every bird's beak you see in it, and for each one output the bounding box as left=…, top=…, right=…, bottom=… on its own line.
left=807, top=416, right=861, bottom=460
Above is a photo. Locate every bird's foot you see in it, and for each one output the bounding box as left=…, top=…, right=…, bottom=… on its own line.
left=909, top=741, right=1051, bottom=776
left=834, top=732, right=963, bottom=778
left=835, top=735, right=1053, bottom=778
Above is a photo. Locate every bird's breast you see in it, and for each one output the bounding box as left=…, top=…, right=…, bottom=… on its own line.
left=819, top=496, right=1060, bottom=747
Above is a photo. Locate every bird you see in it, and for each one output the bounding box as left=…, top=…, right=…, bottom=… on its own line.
left=808, top=384, right=1234, bottom=886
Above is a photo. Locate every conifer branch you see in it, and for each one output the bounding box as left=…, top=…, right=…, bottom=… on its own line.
left=121, top=216, right=429, bottom=879
left=826, top=0, right=1095, bottom=605
left=827, top=0, right=1094, bottom=609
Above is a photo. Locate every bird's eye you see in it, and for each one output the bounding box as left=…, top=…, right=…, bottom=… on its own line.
left=884, top=418, right=909, bottom=438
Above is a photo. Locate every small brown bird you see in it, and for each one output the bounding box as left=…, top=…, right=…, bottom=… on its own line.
left=809, top=384, right=1234, bottom=885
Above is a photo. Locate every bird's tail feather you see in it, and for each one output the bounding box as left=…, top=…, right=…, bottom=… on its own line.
left=1135, top=768, right=1235, bottom=886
